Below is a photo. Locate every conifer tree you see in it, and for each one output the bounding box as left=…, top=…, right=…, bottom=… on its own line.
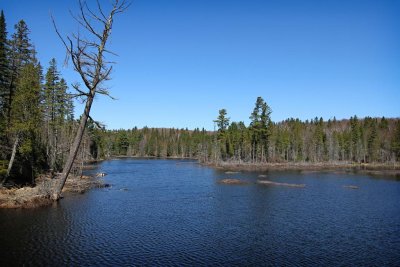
left=0, top=11, right=8, bottom=114
left=0, top=10, right=9, bottom=159
left=1, top=20, right=37, bottom=185
left=214, top=109, right=230, bottom=159
left=6, top=20, right=35, bottom=124
left=249, top=97, right=272, bottom=162
left=3, top=63, right=42, bottom=184
left=392, top=121, right=400, bottom=161
left=43, top=58, right=64, bottom=170
left=216, top=109, right=230, bottom=133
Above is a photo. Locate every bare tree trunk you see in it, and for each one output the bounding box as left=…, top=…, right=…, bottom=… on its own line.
left=50, top=0, right=129, bottom=200
left=52, top=94, right=94, bottom=199
left=1, top=135, right=19, bottom=186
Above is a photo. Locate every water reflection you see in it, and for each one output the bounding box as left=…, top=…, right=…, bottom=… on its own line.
left=0, top=159, right=399, bottom=266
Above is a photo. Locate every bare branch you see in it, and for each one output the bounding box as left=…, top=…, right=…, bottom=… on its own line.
left=88, top=115, right=105, bottom=129
left=71, top=83, right=90, bottom=97
left=51, top=14, right=73, bottom=66
left=78, top=0, right=102, bottom=39
left=84, top=1, right=106, bottom=22
left=51, top=0, right=130, bottom=199
left=96, top=0, right=108, bottom=21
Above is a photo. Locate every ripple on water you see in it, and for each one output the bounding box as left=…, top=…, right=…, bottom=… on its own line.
left=0, top=159, right=400, bottom=266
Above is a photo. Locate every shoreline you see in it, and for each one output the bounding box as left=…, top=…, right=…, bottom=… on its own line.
left=0, top=174, right=108, bottom=209
left=111, top=157, right=400, bottom=176
left=110, top=155, right=197, bottom=160
left=204, top=161, right=400, bottom=176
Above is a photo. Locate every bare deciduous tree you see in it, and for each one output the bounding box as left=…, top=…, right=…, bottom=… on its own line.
left=51, top=0, right=129, bottom=200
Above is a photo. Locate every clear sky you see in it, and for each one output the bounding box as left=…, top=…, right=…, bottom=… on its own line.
left=2, top=0, right=399, bottom=130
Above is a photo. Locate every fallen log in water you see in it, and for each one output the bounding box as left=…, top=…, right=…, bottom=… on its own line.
left=257, top=180, right=305, bottom=188
left=343, top=185, right=359, bottom=189
left=218, top=178, right=249, bottom=185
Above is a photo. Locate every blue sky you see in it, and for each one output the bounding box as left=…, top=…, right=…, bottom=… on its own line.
left=2, top=0, right=399, bottom=130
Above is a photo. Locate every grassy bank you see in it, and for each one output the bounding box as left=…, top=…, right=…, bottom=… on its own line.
left=206, top=161, right=400, bottom=176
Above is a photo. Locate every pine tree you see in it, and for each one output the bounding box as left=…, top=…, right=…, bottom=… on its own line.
left=43, top=58, right=61, bottom=170
left=214, top=109, right=230, bottom=159
left=5, top=63, right=42, bottom=183
left=392, top=121, right=400, bottom=161
left=0, top=10, right=8, bottom=113
left=215, top=109, right=230, bottom=133
left=41, top=59, right=73, bottom=171
left=6, top=20, right=35, bottom=124
left=1, top=20, right=38, bottom=185
left=249, top=97, right=272, bottom=162
left=0, top=10, right=9, bottom=159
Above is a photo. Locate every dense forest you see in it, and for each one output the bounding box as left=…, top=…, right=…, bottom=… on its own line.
left=1, top=10, right=399, bottom=187
left=0, top=11, right=95, bottom=185
left=97, top=98, right=400, bottom=165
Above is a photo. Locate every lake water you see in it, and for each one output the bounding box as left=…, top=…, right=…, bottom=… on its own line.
left=1, top=159, right=399, bottom=266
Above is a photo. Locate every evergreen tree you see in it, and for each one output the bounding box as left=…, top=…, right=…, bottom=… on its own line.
left=0, top=10, right=8, bottom=114
left=215, top=109, right=230, bottom=133
left=367, top=119, right=379, bottom=162
left=392, top=121, right=400, bottom=161
left=41, top=59, right=73, bottom=171
left=6, top=20, right=35, bottom=124
left=0, top=10, right=9, bottom=159
left=249, top=97, right=272, bottom=162
left=43, top=58, right=61, bottom=170
left=6, top=63, right=42, bottom=183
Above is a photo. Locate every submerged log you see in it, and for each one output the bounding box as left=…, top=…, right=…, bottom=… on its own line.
left=218, top=178, right=249, bottom=185
left=257, top=180, right=305, bottom=188
left=343, top=185, right=359, bottom=189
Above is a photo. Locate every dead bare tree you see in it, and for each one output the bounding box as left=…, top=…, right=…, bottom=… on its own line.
left=51, top=0, right=129, bottom=200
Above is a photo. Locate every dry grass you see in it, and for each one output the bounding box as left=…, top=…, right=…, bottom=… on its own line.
left=206, top=161, right=400, bottom=176
left=0, top=174, right=107, bottom=209
left=63, top=175, right=106, bottom=194
left=0, top=186, right=52, bottom=209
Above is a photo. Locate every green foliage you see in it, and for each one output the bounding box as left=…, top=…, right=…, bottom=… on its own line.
left=249, top=97, right=272, bottom=162
left=0, top=15, right=75, bottom=184
left=392, top=121, right=400, bottom=161
left=215, top=109, right=230, bottom=133
left=0, top=10, right=9, bottom=160
left=10, top=63, right=41, bottom=160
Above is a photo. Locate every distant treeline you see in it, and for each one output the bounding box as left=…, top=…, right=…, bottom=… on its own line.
left=95, top=97, right=400, bottom=164
left=1, top=10, right=399, bottom=186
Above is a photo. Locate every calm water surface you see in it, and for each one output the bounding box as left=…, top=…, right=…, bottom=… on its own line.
left=1, top=159, right=399, bottom=266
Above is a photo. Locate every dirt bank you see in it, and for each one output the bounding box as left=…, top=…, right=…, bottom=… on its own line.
left=0, top=174, right=108, bottom=209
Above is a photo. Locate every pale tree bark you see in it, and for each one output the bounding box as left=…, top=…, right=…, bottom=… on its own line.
left=1, top=135, right=19, bottom=186
left=51, top=0, right=129, bottom=200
